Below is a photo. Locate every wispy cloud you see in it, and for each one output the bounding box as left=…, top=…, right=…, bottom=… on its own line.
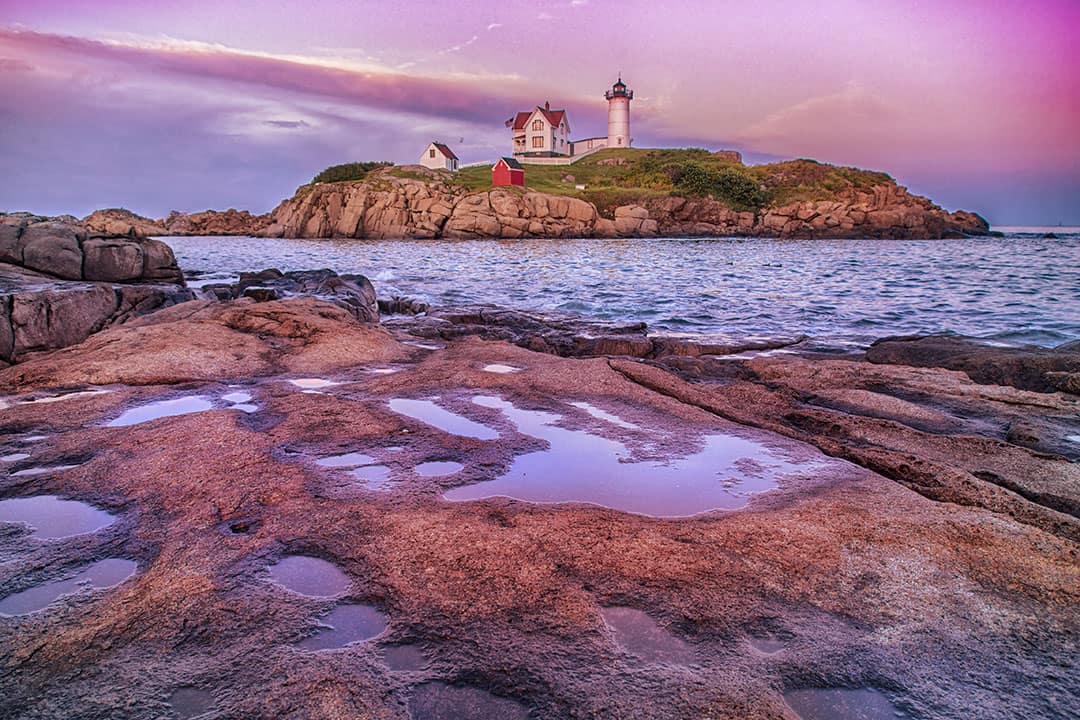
left=264, top=119, right=311, bottom=129
left=486, top=22, right=502, bottom=31
left=0, top=28, right=543, bottom=126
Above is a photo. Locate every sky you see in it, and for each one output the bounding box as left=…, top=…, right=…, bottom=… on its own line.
left=1, top=0, right=1078, bottom=225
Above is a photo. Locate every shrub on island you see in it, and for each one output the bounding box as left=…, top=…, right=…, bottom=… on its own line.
left=312, top=161, right=394, bottom=184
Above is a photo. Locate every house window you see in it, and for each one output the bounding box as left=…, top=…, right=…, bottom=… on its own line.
left=429, top=148, right=436, bottom=158
left=532, top=136, right=544, bottom=148
left=532, top=119, right=544, bottom=131
left=617, top=137, right=622, bottom=145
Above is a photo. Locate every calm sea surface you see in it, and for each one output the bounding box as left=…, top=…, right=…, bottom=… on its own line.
left=163, top=228, right=1080, bottom=349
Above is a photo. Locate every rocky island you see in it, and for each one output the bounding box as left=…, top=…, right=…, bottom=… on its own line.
left=0, top=211, right=1076, bottom=719
left=72, top=150, right=991, bottom=242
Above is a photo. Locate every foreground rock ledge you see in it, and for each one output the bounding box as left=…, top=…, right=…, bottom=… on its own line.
left=0, top=298, right=1076, bottom=720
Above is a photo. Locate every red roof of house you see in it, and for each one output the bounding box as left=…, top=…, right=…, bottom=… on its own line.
left=431, top=142, right=458, bottom=160
left=505, top=107, right=567, bottom=131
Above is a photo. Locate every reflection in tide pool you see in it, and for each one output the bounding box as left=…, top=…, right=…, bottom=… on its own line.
left=444, top=396, right=812, bottom=517
left=11, top=464, right=81, bottom=477
left=783, top=688, right=905, bottom=720
left=289, top=378, right=340, bottom=389
left=268, top=556, right=351, bottom=598
left=350, top=465, right=392, bottom=488
left=389, top=398, right=499, bottom=440
left=602, top=606, right=694, bottom=665
left=316, top=452, right=376, bottom=468
left=0, top=558, right=137, bottom=616
left=298, top=603, right=387, bottom=650
left=482, top=364, right=521, bottom=374
left=570, top=401, right=639, bottom=430
left=415, top=461, right=464, bottom=477
left=0, top=495, right=115, bottom=539
left=107, top=396, right=214, bottom=427
left=749, top=637, right=787, bottom=654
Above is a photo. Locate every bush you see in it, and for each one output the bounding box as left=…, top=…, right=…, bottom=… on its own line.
left=674, top=163, right=766, bottom=210
left=312, top=161, right=393, bottom=184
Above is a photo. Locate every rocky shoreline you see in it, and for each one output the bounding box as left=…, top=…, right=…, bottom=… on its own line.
left=0, top=220, right=1076, bottom=718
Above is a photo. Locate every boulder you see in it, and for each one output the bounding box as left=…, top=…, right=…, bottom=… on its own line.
left=19, top=222, right=85, bottom=280
left=82, top=238, right=145, bottom=282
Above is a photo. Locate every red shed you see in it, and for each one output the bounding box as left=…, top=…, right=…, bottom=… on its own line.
left=492, top=156, right=525, bottom=187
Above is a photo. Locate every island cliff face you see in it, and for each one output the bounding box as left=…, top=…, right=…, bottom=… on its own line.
left=264, top=166, right=988, bottom=240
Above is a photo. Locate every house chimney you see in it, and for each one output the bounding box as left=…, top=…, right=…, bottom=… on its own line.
left=544, top=101, right=550, bottom=111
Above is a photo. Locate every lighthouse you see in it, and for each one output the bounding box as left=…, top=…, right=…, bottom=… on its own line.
left=604, top=77, right=633, bottom=148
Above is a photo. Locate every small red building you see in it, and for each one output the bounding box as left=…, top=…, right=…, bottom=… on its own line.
left=492, top=156, right=525, bottom=187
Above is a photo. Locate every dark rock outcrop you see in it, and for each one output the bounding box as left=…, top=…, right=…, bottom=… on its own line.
left=200, top=269, right=378, bottom=323
left=866, top=334, right=1080, bottom=394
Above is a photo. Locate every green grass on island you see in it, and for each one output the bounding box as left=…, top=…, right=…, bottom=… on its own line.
left=306, top=149, right=896, bottom=216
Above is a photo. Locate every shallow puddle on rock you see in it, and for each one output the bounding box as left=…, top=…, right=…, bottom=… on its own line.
left=601, top=607, right=694, bottom=665
left=221, top=391, right=252, bottom=404
left=268, top=555, right=350, bottom=598
left=18, top=389, right=112, bottom=405
left=482, top=364, right=521, bottom=374
left=389, top=399, right=499, bottom=440
left=0, top=495, right=116, bottom=539
left=415, top=461, right=464, bottom=477
left=570, top=401, right=640, bottom=430
left=10, top=464, right=82, bottom=477
left=444, top=395, right=805, bottom=517
left=298, top=603, right=388, bottom=650
left=1, top=453, right=31, bottom=462
left=1067, top=434, right=1080, bottom=444
left=408, top=682, right=530, bottom=720
left=168, top=687, right=215, bottom=719
left=289, top=378, right=340, bottom=389
left=316, top=452, right=376, bottom=468
left=370, top=367, right=401, bottom=375
left=749, top=637, right=787, bottom=654
left=230, top=403, right=259, bottom=413
left=382, top=643, right=428, bottom=671
left=783, top=688, right=905, bottom=720
left=403, top=341, right=444, bottom=350
left=0, top=558, right=137, bottom=616
left=350, top=465, right=392, bottom=489
left=107, top=396, right=215, bottom=427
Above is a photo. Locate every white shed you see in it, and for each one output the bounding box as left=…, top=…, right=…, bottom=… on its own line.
left=419, top=142, right=459, bottom=171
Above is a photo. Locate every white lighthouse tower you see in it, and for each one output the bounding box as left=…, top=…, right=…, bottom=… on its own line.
left=604, top=77, right=633, bottom=148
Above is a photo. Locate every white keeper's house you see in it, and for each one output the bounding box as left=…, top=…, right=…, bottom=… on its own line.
left=419, top=141, right=459, bottom=171
left=505, top=77, right=634, bottom=163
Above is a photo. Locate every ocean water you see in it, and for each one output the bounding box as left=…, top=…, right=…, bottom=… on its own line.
left=163, top=229, right=1080, bottom=349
